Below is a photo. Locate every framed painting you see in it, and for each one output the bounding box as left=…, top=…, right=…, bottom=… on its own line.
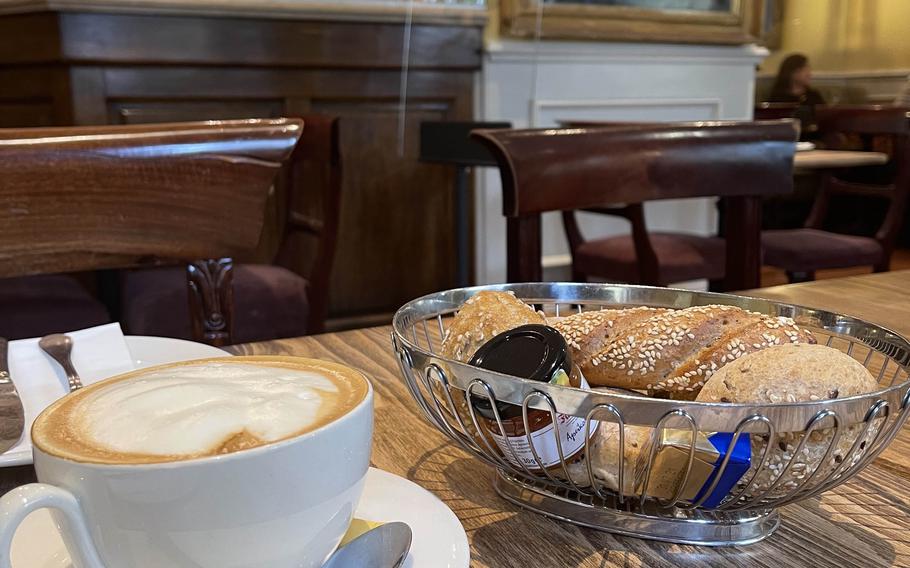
left=500, top=0, right=778, bottom=45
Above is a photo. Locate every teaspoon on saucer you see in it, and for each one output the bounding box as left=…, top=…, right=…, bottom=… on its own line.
left=38, top=334, right=83, bottom=392
left=322, top=521, right=412, bottom=568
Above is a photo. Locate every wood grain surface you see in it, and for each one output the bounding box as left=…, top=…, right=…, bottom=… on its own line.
left=224, top=270, right=910, bottom=567
left=3, top=271, right=908, bottom=567
left=0, top=119, right=301, bottom=278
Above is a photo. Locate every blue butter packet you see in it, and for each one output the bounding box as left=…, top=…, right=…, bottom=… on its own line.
left=692, top=432, right=751, bottom=508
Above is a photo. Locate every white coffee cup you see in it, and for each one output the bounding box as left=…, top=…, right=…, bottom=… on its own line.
left=0, top=357, right=373, bottom=568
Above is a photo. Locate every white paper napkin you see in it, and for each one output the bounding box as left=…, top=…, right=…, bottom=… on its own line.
left=5, top=323, right=135, bottom=462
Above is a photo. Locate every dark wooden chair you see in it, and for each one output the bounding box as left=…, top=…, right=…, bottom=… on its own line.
left=755, top=102, right=817, bottom=141
left=274, top=115, right=342, bottom=334
left=0, top=119, right=302, bottom=345
left=471, top=121, right=799, bottom=290
left=762, top=106, right=910, bottom=282
left=121, top=115, right=343, bottom=341
left=754, top=102, right=800, bottom=120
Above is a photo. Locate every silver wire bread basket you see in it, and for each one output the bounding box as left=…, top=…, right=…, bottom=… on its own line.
left=391, top=283, right=910, bottom=546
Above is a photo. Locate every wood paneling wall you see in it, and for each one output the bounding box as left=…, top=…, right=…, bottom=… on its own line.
left=0, top=11, right=482, bottom=320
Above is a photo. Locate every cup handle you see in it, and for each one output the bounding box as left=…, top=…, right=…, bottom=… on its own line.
left=0, top=483, right=105, bottom=568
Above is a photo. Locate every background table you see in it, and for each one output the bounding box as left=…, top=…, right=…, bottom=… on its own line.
left=226, top=270, right=910, bottom=568
left=794, top=149, right=889, bottom=170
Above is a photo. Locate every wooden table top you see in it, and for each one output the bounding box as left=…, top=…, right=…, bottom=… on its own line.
left=226, top=270, right=910, bottom=567
left=794, top=149, right=889, bottom=170
left=3, top=271, right=908, bottom=567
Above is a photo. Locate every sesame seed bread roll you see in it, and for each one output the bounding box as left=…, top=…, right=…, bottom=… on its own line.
left=552, top=306, right=669, bottom=375
left=648, top=309, right=817, bottom=399
left=440, top=290, right=546, bottom=363
left=553, top=305, right=816, bottom=399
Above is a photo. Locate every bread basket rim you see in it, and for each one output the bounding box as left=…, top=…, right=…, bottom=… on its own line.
left=391, top=282, right=910, bottom=430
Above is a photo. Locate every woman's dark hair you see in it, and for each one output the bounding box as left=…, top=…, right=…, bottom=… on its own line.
left=770, top=53, right=809, bottom=97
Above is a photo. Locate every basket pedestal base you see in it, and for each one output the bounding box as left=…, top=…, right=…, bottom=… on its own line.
left=493, top=471, right=780, bottom=547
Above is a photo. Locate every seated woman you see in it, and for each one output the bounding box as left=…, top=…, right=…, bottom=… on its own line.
left=768, top=53, right=826, bottom=106
left=766, top=53, right=826, bottom=141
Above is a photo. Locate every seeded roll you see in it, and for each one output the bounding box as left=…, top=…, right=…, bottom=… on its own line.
left=440, top=290, right=546, bottom=363
left=697, top=343, right=877, bottom=404
left=553, top=305, right=817, bottom=399
left=696, top=343, right=879, bottom=502
left=553, top=306, right=669, bottom=372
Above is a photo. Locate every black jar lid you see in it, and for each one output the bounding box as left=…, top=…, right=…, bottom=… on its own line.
left=468, top=324, right=573, bottom=421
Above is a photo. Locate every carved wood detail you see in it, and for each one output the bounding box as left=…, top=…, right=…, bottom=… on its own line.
left=187, top=258, right=235, bottom=346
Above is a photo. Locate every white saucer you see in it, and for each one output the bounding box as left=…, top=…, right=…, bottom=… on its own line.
left=11, top=467, right=470, bottom=568
left=126, top=335, right=230, bottom=369
left=0, top=336, right=230, bottom=467
left=796, top=141, right=816, bottom=152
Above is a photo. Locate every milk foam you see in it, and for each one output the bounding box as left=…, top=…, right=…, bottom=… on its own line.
left=75, top=362, right=340, bottom=457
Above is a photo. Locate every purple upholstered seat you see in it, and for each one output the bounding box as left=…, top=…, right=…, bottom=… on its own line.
left=574, top=233, right=726, bottom=284
left=122, top=264, right=310, bottom=344
left=762, top=228, right=883, bottom=272
left=0, top=275, right=110, bottom=340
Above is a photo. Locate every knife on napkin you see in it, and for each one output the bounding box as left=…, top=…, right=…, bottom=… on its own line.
left=0, top=338, right=25, bottom=455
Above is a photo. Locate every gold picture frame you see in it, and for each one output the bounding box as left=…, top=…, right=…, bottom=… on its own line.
left=500, top=0, right=772, bottom=45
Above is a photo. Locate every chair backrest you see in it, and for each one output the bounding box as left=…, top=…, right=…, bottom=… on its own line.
left=816, top=105, right=910, bottom=139
left=0, top=118, right=303, bottom=343
left=274, top=115, right=342, bottom=334
left=754, top=103, right=818, bottom=140
left=754, top=102, right=800, bottom=120
left=472, top=120, right=798, bottom=288
left=808, top=106, right=910, bottom=253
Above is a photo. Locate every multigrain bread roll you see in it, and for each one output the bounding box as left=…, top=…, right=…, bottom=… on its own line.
left=697, top=343, right=879, bottom=502
left=440, top=290, right=546, bottom=362
left=697, top=343, right=878, bottom=403
left=553, top=305, right=817, bottom=400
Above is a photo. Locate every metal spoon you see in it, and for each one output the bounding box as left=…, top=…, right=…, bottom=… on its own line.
left=322, top=522, right=412, bottom=568
left=38, top=334, right=83, bottom=392
left=0, top=338, right=25, bottom=454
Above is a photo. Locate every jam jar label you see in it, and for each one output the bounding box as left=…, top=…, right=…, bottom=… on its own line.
left=489, top=376, right=598, bottom=470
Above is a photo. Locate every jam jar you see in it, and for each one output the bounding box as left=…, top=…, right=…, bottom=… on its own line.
left=469, top=324, right=596, bottom=471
